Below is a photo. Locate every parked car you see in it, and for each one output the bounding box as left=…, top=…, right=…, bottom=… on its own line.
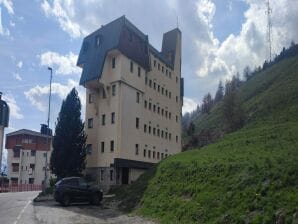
left=54, top=177, right=103, bottom=206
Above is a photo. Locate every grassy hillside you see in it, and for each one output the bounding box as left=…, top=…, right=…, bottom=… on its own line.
left=193, top=56, right=298, bottom=134
left=110, top=56, right=298, bottom=223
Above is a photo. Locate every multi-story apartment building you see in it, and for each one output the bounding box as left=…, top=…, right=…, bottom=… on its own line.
left=5, top=127, right=52, bottom=185
left=77, top=16, right=183, bottom=188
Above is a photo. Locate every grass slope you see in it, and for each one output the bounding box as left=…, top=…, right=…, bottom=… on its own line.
left=111, top=57, right=298, bottom=223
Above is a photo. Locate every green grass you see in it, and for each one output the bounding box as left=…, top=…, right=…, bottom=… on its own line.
left=111, top=56, right=298, bottom=223
left=138, top=122, right=298, bottom=223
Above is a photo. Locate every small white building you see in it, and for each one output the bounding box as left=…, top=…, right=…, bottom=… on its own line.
left=6, top=128, right=52, bottom=185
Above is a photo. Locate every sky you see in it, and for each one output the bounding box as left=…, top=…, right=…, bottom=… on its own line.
left=0, top=0, right=298, bottom=166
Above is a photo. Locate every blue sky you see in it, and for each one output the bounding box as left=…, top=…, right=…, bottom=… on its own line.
left=1, top=0, right=298, bottom=166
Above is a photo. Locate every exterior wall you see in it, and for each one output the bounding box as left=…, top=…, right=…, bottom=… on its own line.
left=83, top=30, right=182, bottom=188
left=6, top=133, right=52, bottom=185
left=0, top=126, right=3, bottom=169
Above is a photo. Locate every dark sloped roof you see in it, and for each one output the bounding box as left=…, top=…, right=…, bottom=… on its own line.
left=77, top=16, right=176, bottom=86
left=6, top=129, right=52, bottom=138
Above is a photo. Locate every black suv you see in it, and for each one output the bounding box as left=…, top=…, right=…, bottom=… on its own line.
left=54, top=177, right=103, bottom=206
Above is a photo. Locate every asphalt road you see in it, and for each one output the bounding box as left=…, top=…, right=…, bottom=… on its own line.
left=0, top=191, right=155, bottom=224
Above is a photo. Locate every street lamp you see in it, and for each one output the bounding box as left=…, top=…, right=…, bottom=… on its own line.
left=43, top=67, right=53, bottom=189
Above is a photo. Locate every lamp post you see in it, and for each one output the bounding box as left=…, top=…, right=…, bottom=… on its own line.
left=43, top=67, right=53, bottom=189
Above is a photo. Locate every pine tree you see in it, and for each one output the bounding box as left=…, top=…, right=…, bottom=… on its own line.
left=215, top=80, right=224, bottom=103
left=50, top=88, right=87, bottom=179
left=187, top=121, right=195, bottom=136
left=201, top=93, right=213, bottom=114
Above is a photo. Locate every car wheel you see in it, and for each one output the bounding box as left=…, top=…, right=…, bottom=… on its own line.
left=62, top=194, right=70, bottom=207
left=91, top=193, right=102, bottom=206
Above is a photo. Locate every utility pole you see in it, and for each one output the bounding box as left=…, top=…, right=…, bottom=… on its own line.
left=43, top=67, right=52, bottom=189
left=266, top=0, right=272, bottom=62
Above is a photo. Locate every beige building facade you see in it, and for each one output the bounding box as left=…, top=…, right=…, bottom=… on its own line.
left=77, top=16, right=183, bottom=188
left=6, top=129, right=52, bottom=185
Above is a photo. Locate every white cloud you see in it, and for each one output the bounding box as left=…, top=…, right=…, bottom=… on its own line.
left=2, top=93, right=24, bottom=119
left=24, top=79, right=85, bottom=112
left=13, top=73, right=22, bottom=81
left=0, top=0, right=14, bottom=15
left=41, top=0, right=84, bottom=38
left=17, top=60, right=23, bottom=68
left=182, top=97, right=198, bottom=115
left=0, top=7, right=9, bottom=36
left=40, top=51, right=80, bottom=75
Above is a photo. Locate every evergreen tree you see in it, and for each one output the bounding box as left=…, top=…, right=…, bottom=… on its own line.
left=50, top=88, right=87, bottom=179
left=187, top=121, right=195, bottom=136
left=215, top=80, right=224, bottom=103
left=201, top=93, right=213, bottom=114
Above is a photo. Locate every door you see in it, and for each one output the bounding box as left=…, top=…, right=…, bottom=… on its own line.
left=122, top=168, right=129, bottom=184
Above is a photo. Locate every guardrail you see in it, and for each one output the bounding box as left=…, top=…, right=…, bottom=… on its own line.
left=0, top=184, right=42, bottom=192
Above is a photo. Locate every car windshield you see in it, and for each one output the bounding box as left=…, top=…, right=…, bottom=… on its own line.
left=55, top=180, right=62, bottom=186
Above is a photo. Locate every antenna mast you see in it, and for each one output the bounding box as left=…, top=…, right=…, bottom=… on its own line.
left=266, top=0, right=272, bottom=62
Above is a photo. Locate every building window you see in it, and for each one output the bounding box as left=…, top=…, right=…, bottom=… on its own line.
left=100, top=170, right=104, bottom=181
left=153, top=82, right=156, bottom=90
left=158, top=85, right=160, bottom=92
left=176, top=96, right=178, bottom=103
left=153, top=128, right=156, bottom=136
left=176, top=76, right=178, bottom=83
left=149, top=126, right=151, bottom=134
left=30, top=150, right=36, bottom=157
left=136, top=92, right=140, bottom=103
left=161, top=109, right=164, bottom=116
left=165, top=111, right=168, bottom=118
left=157, top=129, right=160, bottom=137
left=87, top=144, right=92, bottom=155
left=153, top=151, right=156, bottom=159
left=130, top=61, right=134, bottom=73
left=153, top=104, right=156, bottom=112
left=111, top=112, right=115, bottom=124
left=144, top=100, right=147, bottom=109
left=149, top=102, right=152, bottom=110
left=158, top=63, right=160, bottom=70
left=135, top=144, right=139, bottom=155
left=88, top=118, right=93, bottom=128
left=110, top=140, right=114, bottom=152
left=102, top=114, right=106, bottom=126
left=149, top=79, right=152, bottom=88
left=154, top=60, right=156, bottom=67
left=161, top=153, right=164, bottom=159
left=161, top=130, right=164, bottom=138
left=30, top=164, right=35, bottom=171
left=161, top=87, right=164, bottom=95
left=144, top=124, right=147, bottom=133
left=169, top=133, right=172, bottom=141
left=95, top=35, right=101, bottom=47
left=13, top=148, right=20, bottom=158
left=43, top=152, right=47, bottom=158
left=145, top=77, right=148, bottom=85
left=157, top=152, right=160, bottom=159
left=12, top=163, right=19, bottom=172
left=176, top=135, right=178, bottom=143
left=169, top=112, right=172, bottom=119
left=136, top=117, right=139, bottom=129
left=157, top=106, right=160, bottom=114
left=169, top=71, right=172, bottom=78
left=88, top=93, right=93, bottom=103
left=166, top=69, right=168, bottom=75
left=165, top=132, right=168, bottom=139
left=162, top=66, right=164, bottom=73
left=148, top=150, right=151, bottom=158
left=176, top=115, right=178, bottom=122
left=102, top=89, right=106, bottom=99
left=112, top=57, right=116, bottom=68
left=143, top=149, right=146, bottom=157
left=165, top=90, right=168, bottom=96
left=112, top=84, right=116, bottom=96
left=29, top=178, right=34, bottom=184
left=138, top=66, right=141, bottom=77
left=101, top=142, right=105, bottom=153
left=110, top=170, right=114, bottom=181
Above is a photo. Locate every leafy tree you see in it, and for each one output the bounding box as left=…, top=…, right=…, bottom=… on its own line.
left=50, top=88, right=87, bottom=179
left=243, top=66, right=252, bottom=81
left=215, top=80, right=224, bottom=103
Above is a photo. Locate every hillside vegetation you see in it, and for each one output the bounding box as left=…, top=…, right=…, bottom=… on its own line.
left=110, top=56, right=298, bottom=223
